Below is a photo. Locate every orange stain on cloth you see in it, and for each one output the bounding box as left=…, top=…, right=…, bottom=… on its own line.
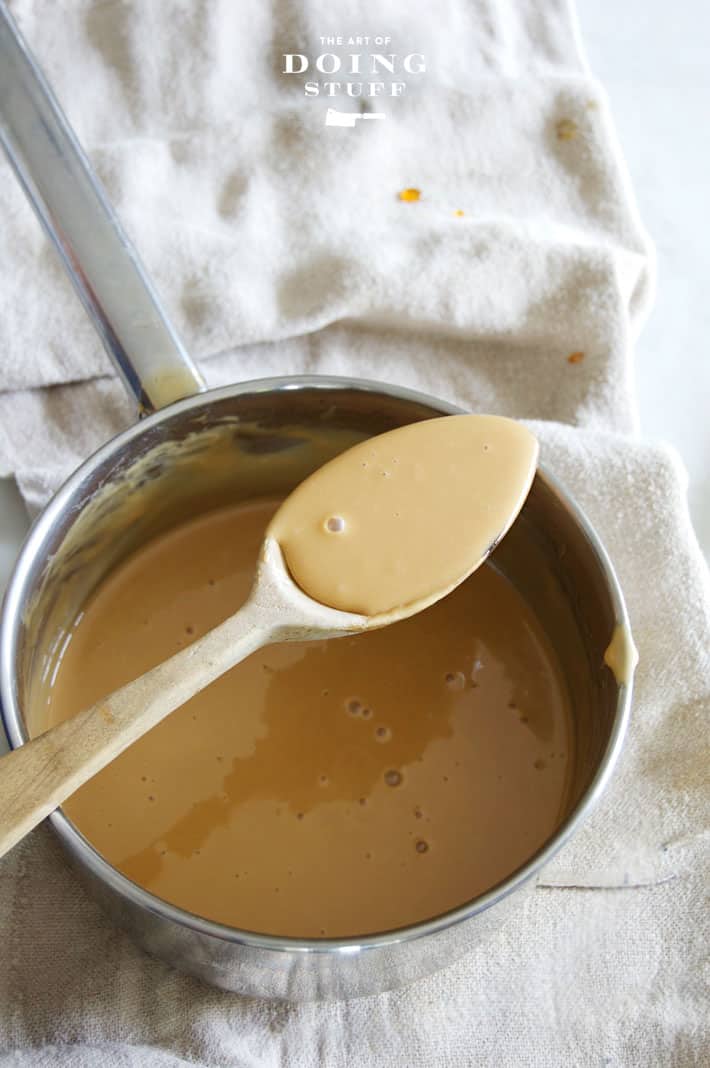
left=556, top=118, right=579, bottom=141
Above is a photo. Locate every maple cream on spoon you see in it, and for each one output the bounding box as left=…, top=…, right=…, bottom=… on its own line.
left=268, top=414, right=539, bottom=618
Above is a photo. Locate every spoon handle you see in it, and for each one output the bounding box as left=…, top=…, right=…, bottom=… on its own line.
left=0, top=3, right=205, bottom=414
left=0, top=600, right=274, bottom=860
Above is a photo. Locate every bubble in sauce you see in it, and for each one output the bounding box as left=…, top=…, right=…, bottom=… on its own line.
left=533, top=759, right=547, bottom=770
left=445, top=671, right=466, bottom=691
left=324, top=515, right=346, bottom=533
left=384, top=769, right=402, bottom=787
left=361, top=706, right=372, bottom=719
left=415, top=840, right=429, bottom=854
left=375, top=725, right=391, bottom=742
left=346, top=698, right=363, bottom=716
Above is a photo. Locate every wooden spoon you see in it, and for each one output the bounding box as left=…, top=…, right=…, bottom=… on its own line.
left=0, top=415, right=538, bottom=859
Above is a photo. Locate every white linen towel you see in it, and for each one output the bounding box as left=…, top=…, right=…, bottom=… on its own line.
left=0, top=1, right=707, bottom=1065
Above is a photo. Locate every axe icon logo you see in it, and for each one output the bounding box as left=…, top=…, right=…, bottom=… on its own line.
left=324, top=108, right=386, bottom=127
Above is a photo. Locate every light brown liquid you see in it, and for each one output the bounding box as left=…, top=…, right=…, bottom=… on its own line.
left=47, top=499, right=573, bottom=938
left=269, top=414, right=538, bottom=616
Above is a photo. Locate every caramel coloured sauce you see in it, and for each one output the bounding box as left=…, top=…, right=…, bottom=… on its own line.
left=46, top=498, right=573, bottom=938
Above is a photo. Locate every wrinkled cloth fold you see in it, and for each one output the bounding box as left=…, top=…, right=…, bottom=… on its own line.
left=0, top=1, right=708, bottom=1066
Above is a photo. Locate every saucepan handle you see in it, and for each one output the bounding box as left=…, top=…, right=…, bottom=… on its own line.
left=0, top=2, right=205, bottom=414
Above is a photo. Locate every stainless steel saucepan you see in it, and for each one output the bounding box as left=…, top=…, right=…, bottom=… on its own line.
left=0, top=4, right=633, bottom=1000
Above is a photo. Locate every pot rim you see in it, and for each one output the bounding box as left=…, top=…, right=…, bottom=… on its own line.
left=0, top=373, right=633, bottom=957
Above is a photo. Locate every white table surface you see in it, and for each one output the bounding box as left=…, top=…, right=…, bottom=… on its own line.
left=577, top=0, right=710, bottom=559
left=1, top=0, right=708, bottom=606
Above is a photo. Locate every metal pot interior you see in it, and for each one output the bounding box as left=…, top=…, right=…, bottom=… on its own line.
left=5, top=379, right=623, bottom=973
